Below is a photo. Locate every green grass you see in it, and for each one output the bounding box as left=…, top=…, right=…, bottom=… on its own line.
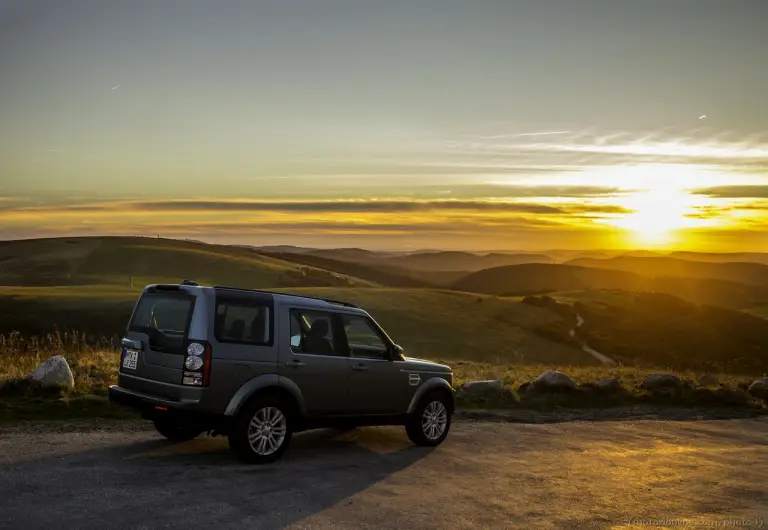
left=0, top=236, right=375, bottom=289
left=547, top=289, right=638, bottom=306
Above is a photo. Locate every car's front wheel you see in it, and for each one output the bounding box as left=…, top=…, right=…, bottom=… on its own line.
left=228, top=396, right=293, bottom=464
left=406, top=390, right=452, bottom=447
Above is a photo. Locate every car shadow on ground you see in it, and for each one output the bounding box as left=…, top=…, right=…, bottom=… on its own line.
left=0, top=427, right=436, bottom=529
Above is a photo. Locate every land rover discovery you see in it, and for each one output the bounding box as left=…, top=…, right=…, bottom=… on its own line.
left=108, top=281, right=455, bottom=464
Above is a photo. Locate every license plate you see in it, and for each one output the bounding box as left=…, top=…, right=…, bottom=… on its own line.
left=122, top=349, right=139, bottom=370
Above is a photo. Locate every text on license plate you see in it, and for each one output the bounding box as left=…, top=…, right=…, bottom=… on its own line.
left=122, top=350, right=139, bottom=370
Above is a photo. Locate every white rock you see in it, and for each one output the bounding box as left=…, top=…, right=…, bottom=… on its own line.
left=28, top=355, right=74, bottom=389
left=462, top=380, right=504, bottom=393
left=642, top=373, right=680, bottom=390
left=532, top=370, right=576, bottom=391
left=748, top=378, right=768, bottom=397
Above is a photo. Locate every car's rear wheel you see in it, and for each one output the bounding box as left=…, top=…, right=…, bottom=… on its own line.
left=228, top=396, right=293, bottom=464
left=406, top=390, right=452, bottom=447
left=153, top=417, right=202, bottom=442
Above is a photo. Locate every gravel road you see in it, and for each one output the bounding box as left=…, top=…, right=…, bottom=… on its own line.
left=1, top=418, right=767, bottom=529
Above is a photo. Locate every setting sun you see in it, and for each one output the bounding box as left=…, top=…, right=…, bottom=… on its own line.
left=587, top=164, right=729, bottom=247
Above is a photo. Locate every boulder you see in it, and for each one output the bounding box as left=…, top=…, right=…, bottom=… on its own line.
left=28, top=355, right=74, bottom=389
left=597, top=377, right=621, bottom=392
left=748, top=378, right=768, bottom=399
left=462, top=380, right=504, bottom=393
left=641, top=373, right=680, bottom=391
left=697, top=374, right=719, bottom=387
left=517, top=382, right=531, bottom=394
left=531, top=370, right=576, bottom=392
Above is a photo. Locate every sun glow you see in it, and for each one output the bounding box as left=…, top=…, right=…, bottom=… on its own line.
left=590, top=164, right=726, bottom=247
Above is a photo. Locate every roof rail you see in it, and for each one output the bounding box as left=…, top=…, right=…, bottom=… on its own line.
left=212, top=286, right=358, bottom=308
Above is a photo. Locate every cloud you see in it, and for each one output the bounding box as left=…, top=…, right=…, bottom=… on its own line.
left=438, top=184, right=628, bottom=198
left=563, top=204, right=632, bottom=214
left=691, top=186, right=768, bottom=199
left=131, top=199, right=567, bottom=215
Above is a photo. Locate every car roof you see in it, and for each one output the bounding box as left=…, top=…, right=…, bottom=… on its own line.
left=145, top=282, right=366, bottom=314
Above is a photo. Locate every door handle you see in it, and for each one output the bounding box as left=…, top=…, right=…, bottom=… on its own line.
left=285, top=360, right=306, bottom=368
left=352, top=364, right=369, bottom=371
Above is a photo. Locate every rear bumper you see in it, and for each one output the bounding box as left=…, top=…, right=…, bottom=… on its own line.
left=109, top=385, right=199, bottom=411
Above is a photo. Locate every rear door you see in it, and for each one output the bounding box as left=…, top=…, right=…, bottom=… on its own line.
left=122, top=288, right=196, bottom=387
left=277, top=305, right=350, bottom=415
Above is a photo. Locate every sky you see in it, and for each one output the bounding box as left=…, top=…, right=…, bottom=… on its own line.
left=1, top=0, right=767, bottom=251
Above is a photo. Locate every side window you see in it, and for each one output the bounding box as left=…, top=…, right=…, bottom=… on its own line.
left=341, top=314, right=388, bottom=359
left=215, top=298, right=272, bottom=345
left=289, top=309, right=337, bottom=356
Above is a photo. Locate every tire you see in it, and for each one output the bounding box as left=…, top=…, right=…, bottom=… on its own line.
left=153, top=417, right=202, bottom=442
left=228, top=396, right=293, bottom=464
left=406, top=390, right=452, bottom=447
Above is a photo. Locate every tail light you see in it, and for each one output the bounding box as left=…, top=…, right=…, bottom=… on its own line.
left=182, top=341, right=211, bottom=386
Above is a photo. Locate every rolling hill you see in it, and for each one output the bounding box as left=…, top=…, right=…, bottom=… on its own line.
left=669, top=251, right=768, bottom=265
left=451, top=262, right=768, bottom=311
left=378, top=251, right=554, bottom=272
left=567, top=256, right=768, bottom=286
left=0, top=237, right=373, bottom=289
left=258, top=246, right=556, bottom=272
left=573, top=292, right=768, bottom=373
left=453, top=264, right=645, bottom=296
left=260, top=252, right=435, bottom=288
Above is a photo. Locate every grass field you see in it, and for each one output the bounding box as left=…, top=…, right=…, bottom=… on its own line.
left=0, top=237, right=374, bottom=289
left=0, top=336, right=762, bottom=422
left=545, top=289, right=638, bottom=306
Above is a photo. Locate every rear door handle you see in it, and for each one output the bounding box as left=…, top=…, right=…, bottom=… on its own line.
left=285, top=360, right=306, bottom=368
left=352, top=364, right=369, bottom=371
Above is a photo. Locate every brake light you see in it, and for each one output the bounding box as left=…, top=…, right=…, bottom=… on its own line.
left=182, top=342, right=211, bottom=386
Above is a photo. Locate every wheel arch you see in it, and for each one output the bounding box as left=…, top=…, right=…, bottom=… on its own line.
left=224, top=374, right=306, bottom=418
left=406, top=377, right=455, bottom=415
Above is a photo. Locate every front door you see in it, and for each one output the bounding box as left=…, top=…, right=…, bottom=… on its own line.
left=278, top=306, right=349, bottom=415
left=341, top=313, right=409, bottom=414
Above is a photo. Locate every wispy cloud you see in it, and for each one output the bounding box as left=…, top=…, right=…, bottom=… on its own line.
left=133, top=199, right=565, bottom=214
left=692, top=186, right=768, bottom=198
left=476, top=131, right=572, bottom=139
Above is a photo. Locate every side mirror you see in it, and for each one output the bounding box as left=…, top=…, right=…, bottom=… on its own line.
left=391, top=343, right=404, bottom=360
left=290, top=334, right=301, bottom=348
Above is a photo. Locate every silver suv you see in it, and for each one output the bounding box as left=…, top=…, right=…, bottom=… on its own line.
left=109, top=281, right=454, bottom=463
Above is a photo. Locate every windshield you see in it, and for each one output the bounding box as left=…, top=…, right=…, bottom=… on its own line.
left=128, top=292, right=195, bottom=353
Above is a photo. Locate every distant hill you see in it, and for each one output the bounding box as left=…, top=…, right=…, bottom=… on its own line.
left=619, top=250, right=665, bottom=258
left=567, top=256, right=768, bottom=286
left=669, top=251, right=768, bottom=265
left=451, top=262, right=768, bottom=310
left=259, top=247, right=556, bottom=273
left=380, top=251, right=554, bottom=272
left=0, top=237, right=372, bottom=289
left=260, top=252, right=434, bottom=288
left=453, top=263, right=644, bottom=295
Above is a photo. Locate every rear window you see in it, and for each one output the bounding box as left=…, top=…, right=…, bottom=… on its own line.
left=128, top=292, right=195, bottom=353
left=215, top=297, right=272, bottom=345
